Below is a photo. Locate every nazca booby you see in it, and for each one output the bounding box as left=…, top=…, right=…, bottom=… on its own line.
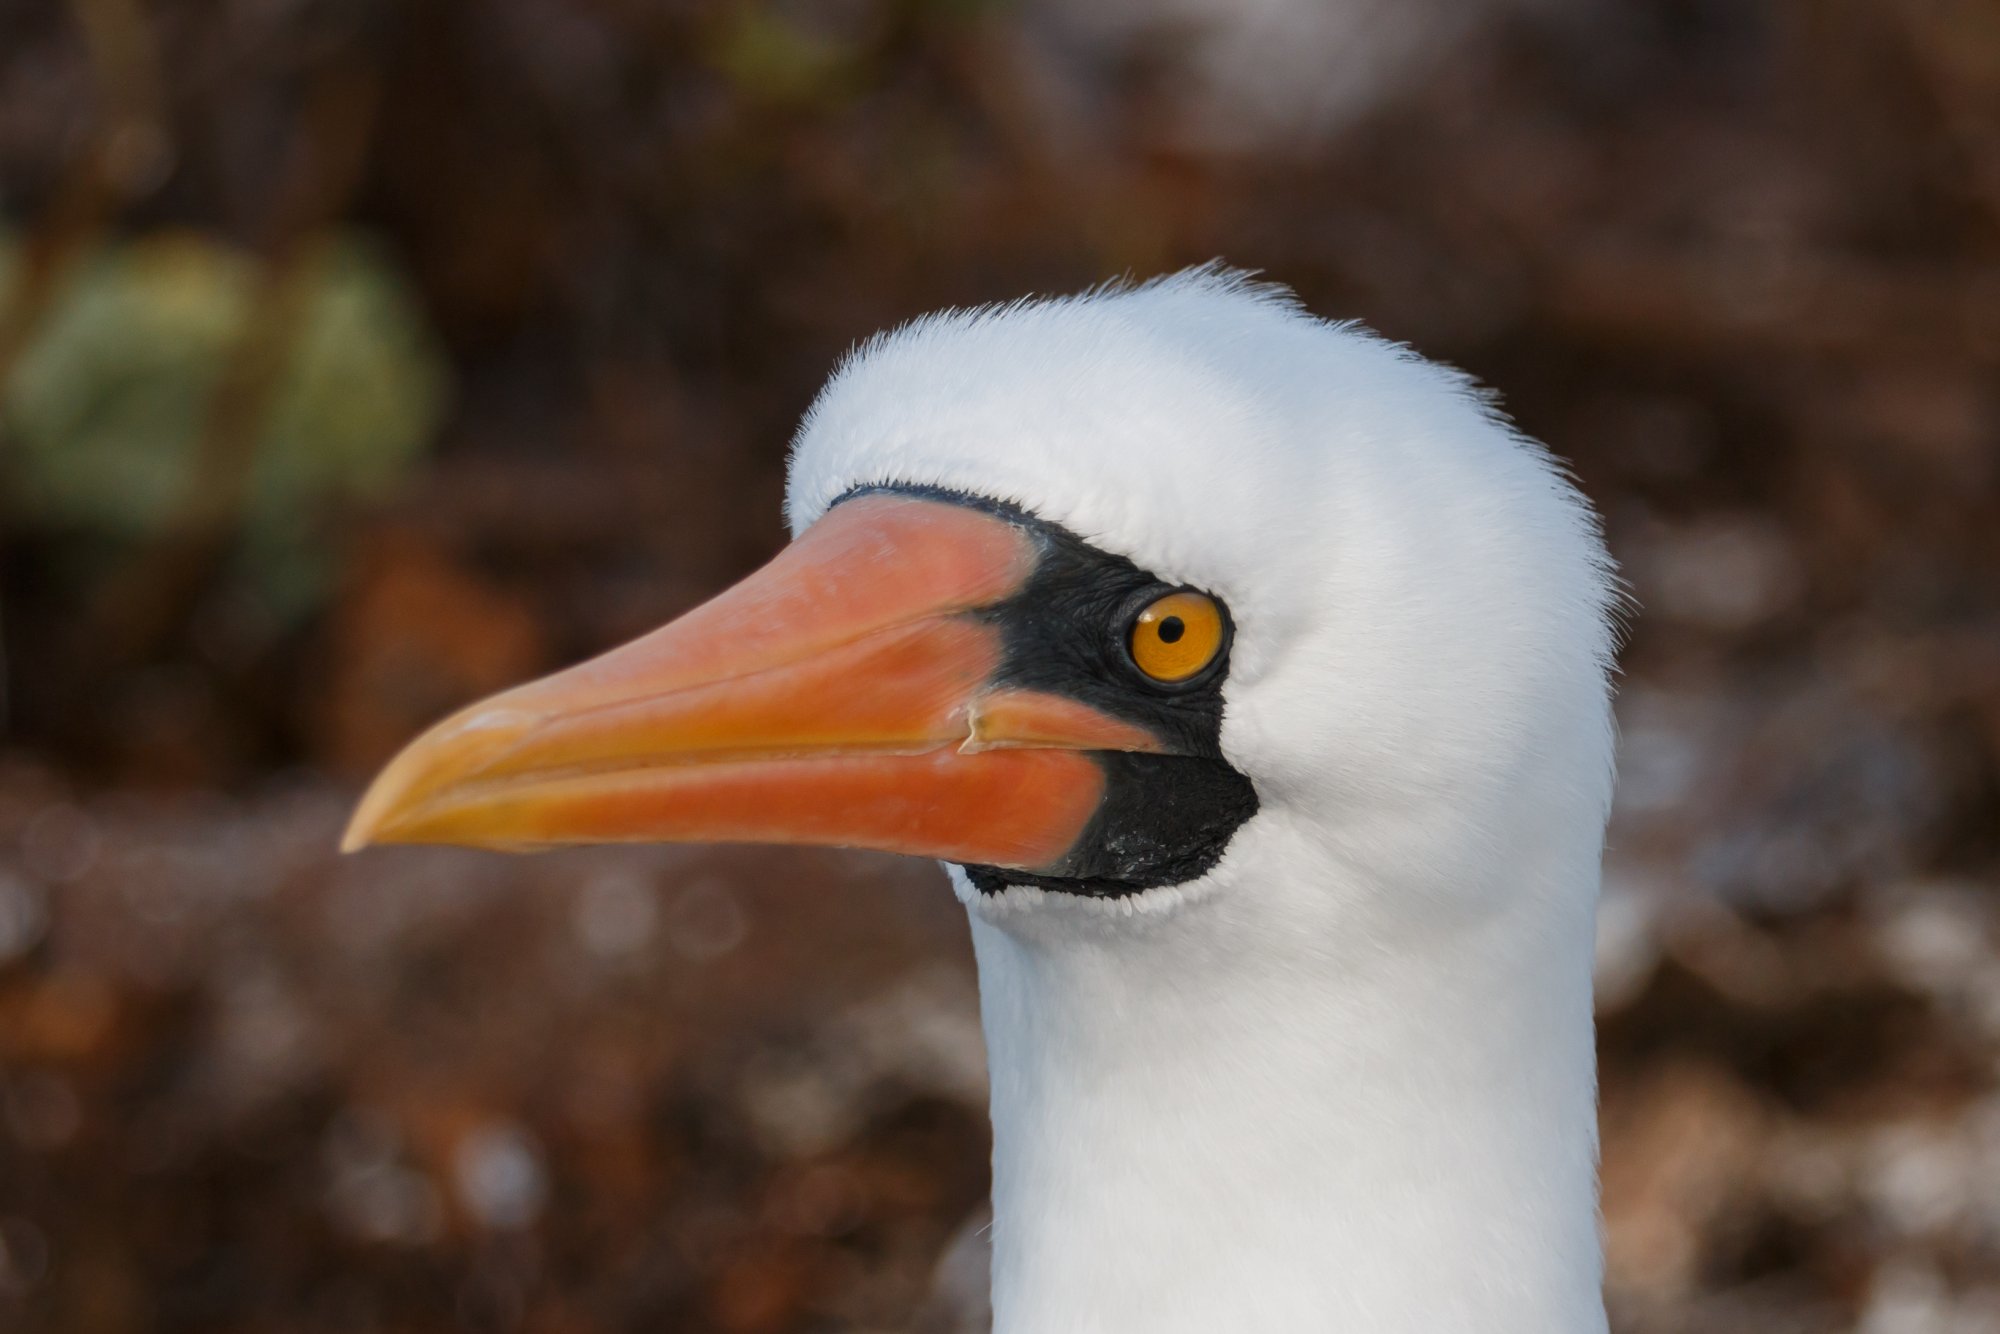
left=345, top=267, right=1620, bottom=1334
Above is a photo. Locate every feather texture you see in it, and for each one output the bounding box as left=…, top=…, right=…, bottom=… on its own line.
left=788, top=267, right=1619, bottom=1333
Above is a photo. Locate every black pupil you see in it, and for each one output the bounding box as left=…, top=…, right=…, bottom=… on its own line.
left=1157, top=616, right=1186, bottom=644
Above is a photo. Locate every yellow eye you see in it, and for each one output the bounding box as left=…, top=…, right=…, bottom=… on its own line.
left=1129, top=591, right=1226, bottom=683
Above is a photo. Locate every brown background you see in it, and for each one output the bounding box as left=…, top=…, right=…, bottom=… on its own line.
left=2, top=1, right=1999, bottom=1330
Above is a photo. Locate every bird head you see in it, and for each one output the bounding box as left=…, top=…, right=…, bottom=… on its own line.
left=346, top=268, right=1618, bottom=945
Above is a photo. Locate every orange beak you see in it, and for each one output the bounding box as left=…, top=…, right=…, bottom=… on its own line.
left=341, top=493, right=1163, bottom=872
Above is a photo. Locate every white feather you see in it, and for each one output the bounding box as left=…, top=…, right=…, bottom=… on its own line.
left=789, top=267, right=1619, bottom=1333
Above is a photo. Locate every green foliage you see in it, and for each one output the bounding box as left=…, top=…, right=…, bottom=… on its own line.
left=1, top=229, right=447, bottom=608
left=708, top=7, right=860, bottom=106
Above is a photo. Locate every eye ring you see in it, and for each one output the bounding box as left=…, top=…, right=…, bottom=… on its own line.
left=1123, top=589, right=1229, bottom=688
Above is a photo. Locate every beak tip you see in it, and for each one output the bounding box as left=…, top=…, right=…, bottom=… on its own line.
left=342, top=761, right=419, bottom=853
left=340, top=797, right=391, bottom=852
left=338, top=708, right=507, bottom=855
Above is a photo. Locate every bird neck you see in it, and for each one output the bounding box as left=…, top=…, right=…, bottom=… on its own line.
left=964, top=847, right=1607, bottom=1334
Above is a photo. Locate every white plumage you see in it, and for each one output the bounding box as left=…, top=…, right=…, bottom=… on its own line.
left=789, top=267, right=1620, bottom=1333
left=349, top=265, right=1621, bottom=1332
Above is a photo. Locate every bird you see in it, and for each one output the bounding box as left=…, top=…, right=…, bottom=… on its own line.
left=344, top=266, right=1621, bottom=1334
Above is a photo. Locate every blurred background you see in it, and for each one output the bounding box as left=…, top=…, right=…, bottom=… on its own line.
left=2, top=0, right=1998, bottom=1330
